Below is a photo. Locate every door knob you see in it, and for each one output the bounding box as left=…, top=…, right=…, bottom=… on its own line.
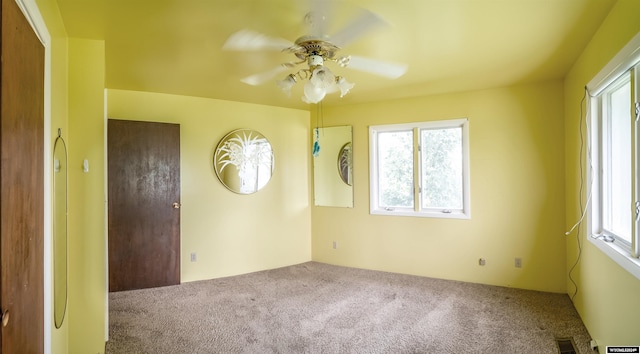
left=172, top=202, right=181, bottom=209
left=1, top=309, right=9, bottom=327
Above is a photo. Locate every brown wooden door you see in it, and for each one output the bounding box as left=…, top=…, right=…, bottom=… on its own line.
left=0, top=0, right=45, bottom=352
left=108, top=119, right=181, bottom=292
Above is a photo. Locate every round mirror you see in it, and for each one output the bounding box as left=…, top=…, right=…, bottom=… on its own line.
left=338, top=142, right=352, bottom=186
left=213, top=129, right=274, bottom=194
left=53, top=129, right=68, bottom=328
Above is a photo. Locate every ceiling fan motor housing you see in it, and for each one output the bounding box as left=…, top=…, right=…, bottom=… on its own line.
left=293, top=36, right=339, bottom=60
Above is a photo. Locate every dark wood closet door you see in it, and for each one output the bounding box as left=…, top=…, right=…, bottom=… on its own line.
left=108, top=119, right=181, bottom=292
left=0, top=0, right=45, bottom=352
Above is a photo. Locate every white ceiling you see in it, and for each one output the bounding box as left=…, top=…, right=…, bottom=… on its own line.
left=56, top=0, right=616, bottom=110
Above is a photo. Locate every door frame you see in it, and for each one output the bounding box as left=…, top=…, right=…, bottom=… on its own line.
left=12, top=0, right=52, bottom=352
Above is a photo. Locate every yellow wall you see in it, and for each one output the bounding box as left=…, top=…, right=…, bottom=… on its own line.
left=312, top=80, right=567, bottom=293
left=564, top=0, right=640, bottom=348
left=49, top=34, right=69, bottom=354
left=68, top=38, right=106, bottom=353
left=107, top=90, right=312, bottom=282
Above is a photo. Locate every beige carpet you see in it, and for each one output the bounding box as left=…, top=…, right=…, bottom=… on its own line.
left=106, top=262, right=594, bottom=353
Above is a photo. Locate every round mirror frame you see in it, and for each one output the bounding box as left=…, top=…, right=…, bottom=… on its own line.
left=213, top=129, right=274, bottom=194
left=53, top=128, right=68, bottom=329
left=337, top=142, right=352, bottom=186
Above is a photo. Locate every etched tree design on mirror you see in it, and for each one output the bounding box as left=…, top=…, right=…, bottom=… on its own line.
left=216, top=130, right=273, bottom=194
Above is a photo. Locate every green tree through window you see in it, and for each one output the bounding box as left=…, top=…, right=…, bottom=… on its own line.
left=378, top=131, right=413, bottom=208
left=421, top=128, right=463, bottom=209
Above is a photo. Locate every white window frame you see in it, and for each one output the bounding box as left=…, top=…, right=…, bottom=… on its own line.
left=587, top=31, right=640, bottom=281
left=369, top=118, right=471, bottom=219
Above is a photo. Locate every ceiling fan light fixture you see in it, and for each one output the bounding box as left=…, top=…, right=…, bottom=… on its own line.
left=277, top=74, right=297, bottom=97
left=310, top=66, right=335, bottom=89
left=282, top=64, right=350, bottom=104
left=335, top=76, right=354, bottom=97
left=302, top=80, right=327, bottom=104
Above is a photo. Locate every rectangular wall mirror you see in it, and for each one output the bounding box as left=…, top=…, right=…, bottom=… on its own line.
left=313, top=126, right=353, bottom=207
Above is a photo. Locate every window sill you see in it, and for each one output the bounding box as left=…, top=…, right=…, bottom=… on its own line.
left=588, top=235, right=640, bottom=281
left=370, top=209, right=470, bottom=219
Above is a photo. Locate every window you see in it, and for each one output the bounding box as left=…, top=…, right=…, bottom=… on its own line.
left=600, top=74, right=632, bottom=245
left=588, top=33, right=640, bottom=279
left=369, top=119, right=470, bottom=219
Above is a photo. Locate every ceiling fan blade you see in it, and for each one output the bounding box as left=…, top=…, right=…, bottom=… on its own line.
left=345, top=55, right=408, bottom=79
left=329, top=9, right=387, bottom=48
left=223, top=29, right=294, bottom=51
left=306, top=0, right=330, bottom=38
left=240, top=64, right=292, bottom=86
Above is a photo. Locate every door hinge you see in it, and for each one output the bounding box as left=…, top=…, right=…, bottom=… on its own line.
left=635, top=102, right=639, bottom=122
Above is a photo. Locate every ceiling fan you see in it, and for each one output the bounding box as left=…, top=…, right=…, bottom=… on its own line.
left=222, top=4, right=408, bottom=104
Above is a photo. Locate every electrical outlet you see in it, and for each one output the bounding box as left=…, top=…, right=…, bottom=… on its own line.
left=190, top=252, right=197, bottom=262
left=515, top=257, right=522, bottom=268
left=332, top=241, right=337, bottom=249
left=479, top=258, right=486, bottom=266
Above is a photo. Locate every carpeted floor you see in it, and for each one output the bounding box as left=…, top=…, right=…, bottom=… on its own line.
left=106, top=262, right=594, bottom=353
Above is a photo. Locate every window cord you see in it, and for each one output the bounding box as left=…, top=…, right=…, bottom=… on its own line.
left=566, top=87, right=594, bottom=236
left=313, top=103, right=325, bottom=157
left=567, top=86, right=590, bottom=302
left=317, top=101, right=324, bottom=132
